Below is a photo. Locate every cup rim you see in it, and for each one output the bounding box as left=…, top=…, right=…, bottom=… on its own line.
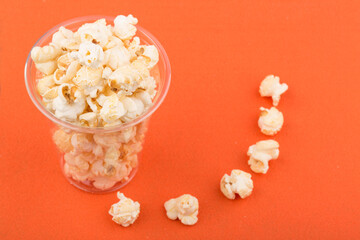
left=25, top=15, right=171, bottom=133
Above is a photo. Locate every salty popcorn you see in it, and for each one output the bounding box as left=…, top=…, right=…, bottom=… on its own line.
left=31, top=15, right=159, bottom=127
left=258, top=107, right=284, bottom=136
left=164, top=194, right=199, bottom=226
left=220, top=170, right=253, bottom=200
left=109, top=192, right=140, bottom=227
left=259, top=75, right=288, bottom=106
left=247, top=140, right=279, bottom=174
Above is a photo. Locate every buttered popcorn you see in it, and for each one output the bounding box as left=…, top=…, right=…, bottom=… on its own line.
left=247, top=140, right=279, bottom=174
left=220, top=170, right=253, bottom=199
left=31, top=15, right=159, bottom=127
left=258, top=107, right=284, bottom=136
left=109, top=192, right=140, bottom=227
left=164, top=194, right=199, bottom=226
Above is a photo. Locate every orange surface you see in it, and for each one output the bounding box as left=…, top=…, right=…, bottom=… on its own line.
left=1, top=0, right=360, bottom=239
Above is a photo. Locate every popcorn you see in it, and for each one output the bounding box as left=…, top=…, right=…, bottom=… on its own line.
left=37, top=75, right=55, bottom=96
left=71, top=133, right=94, bottom=152
left=113, top=15, right=138, bottom=40
left=79, top=112, right=98, bottom=127
left=104, top=46, right=131, bottom=70
left=31, top=45, right=61, bottom=64
left=259, top=75, right=288, bottom=106
left=54, top=61, right=81, bottom=84
left=72, top=66, right=104, bottom=98
left=139, top=45, right=159, bottom=69
left=164, top=194, right=199, bottom=226
left=220, top=170, right=253, bottom=199
left=108, top=65, right=141, bottom=95
left=52, top=27, right=79, bottom=50
left=52, top=128, right=73, bottom=152
left=93, top=176, right=117, bottom=190
left=109, top=192, right=140, bottom=227
left=32, top=15, right=158, bottom=128
left=71, top=42, right=104, bottom=69
left=100, top=94, right=126, bottom=124
left=247, top=140, right=279, bottom=174
left=258, top=107, right=284, bottom=136
left=52, top=83, right=86, bottom=121
left=76, top=19, right=112, bottom=47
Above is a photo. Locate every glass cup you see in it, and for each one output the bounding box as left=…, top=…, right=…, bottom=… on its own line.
left=25, top=16, right=171, bottom=193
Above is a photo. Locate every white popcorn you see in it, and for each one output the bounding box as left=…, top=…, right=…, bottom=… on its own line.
left=258, top=107, right=284, bottom=136
left=113, top=15, right=138, bottom=40
left=139, top=45, right=159, bottom=69
left=52, top=83, right=86, bottom=121
left=79, top=112, right=98, bottom=127
left=31, top=45, right=61, bottom=63
left=37, top=75, right=55, bottom=96
left=73, top=66, right=104, bottom=98
left=54, top=61, right=81, bottom=84
left=76, top=19, right=112, bottom=47
left=70, top=42, right=104, bottom=69
left=33, top=14, right=159, bottom=128
left=108, top=65, right=141, bottom=95
left=247, top=140, right=279, bottom=174
left=259, top=75, right=288, bottom=106
left=220, top=170, right=253, bottom=199
left=104, top=46, right=131, bottom=70
left=102, top=66, right=113, bottom=79
left=164, top=194, right=199, bottom=226
left=109, top=192, right=140, bottom=227
left=52, top=27, right=79, bottom=50
left=100, top=94, right=126, bottom=124
left=103, top=35, right=124, bottom=50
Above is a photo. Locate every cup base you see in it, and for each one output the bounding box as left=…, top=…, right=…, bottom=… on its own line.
left=60, top=156, right=138, bottom=194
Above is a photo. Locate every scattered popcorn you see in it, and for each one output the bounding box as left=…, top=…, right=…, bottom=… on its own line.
left=164, top=194, right=199, bottom=226
left=258, top=107, right=284, bottom=136
left=259, top=75, right=288, bottom=106
left=109, top=192, right=140, bottom=227
left=220, top=170, right=253, bottom=199
left=247, top=140, right=279, bottom=174
left=31, top=15, right=159, bottom=128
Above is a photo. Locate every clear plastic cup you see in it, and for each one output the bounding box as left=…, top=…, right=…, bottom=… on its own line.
left=25, top=16, right=171, bottom=193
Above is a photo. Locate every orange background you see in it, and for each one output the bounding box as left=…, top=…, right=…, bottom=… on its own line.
left=1, top=0, right=360, bottom=239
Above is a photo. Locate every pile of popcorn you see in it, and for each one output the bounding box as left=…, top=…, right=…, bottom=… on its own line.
left=32, top=15, right=159, bottom=127
left=53, top=121, right=147, bottom=190
left=107, top=75, right=288, bottom=228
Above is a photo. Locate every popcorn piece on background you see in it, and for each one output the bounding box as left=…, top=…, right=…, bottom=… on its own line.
left=113, top=15, right=138, bottom=40
left=138, top=45, right=159, bottom=69
left=247, top=140, right=279, bottom=174
left=220, top=170, right=253, bottom=199
left=164, top=194, right=199, bottom=225
left=109, top=192, right=140, bottom=227
left=258, top=107, right=284, bottom=136
left=108, top=65, right=141, bottom=95
left=71, top=42, right=104, bottom=69
left=259, top=75, right=288, bottom=106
